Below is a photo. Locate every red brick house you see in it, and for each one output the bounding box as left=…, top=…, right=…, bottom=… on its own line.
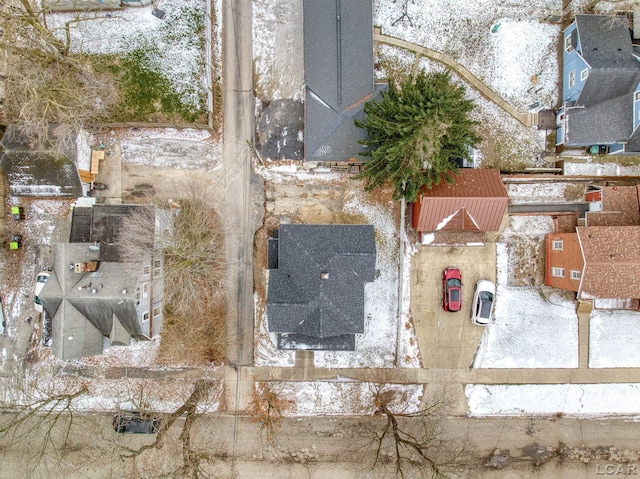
left=411, top=169, right=508, bottom=244
left=545, top=186, right=640, bottom=307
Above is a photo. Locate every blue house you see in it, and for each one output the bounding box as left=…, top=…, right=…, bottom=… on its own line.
left=557, top=15, right=640, bottom=154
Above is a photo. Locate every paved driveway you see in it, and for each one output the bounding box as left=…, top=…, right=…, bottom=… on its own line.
left=411, top=244, right=496, bottom=369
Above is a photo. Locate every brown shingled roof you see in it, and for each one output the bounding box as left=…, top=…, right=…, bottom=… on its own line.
left=577, top=226, right=640, bottom=299
left=586, top=186, right=640, bottom=226
left=411, top=169, right=508, bottom=233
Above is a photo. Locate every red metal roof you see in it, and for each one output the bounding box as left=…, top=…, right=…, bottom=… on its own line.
left=412, top=169, right=508, bottom=232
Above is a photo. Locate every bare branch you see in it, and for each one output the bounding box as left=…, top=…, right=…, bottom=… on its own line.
left=367, top=384, right=468, bottom=479
left=247, top=382, right=292, bottom=446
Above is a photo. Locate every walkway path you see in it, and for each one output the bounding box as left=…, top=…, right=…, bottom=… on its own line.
left=53, top=361, right=640, bottom=386
left=374, top=31, right=538, bottom=128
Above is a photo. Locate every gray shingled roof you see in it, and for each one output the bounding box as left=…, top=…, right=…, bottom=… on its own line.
left=40, top=243, right=144, bottom=360
left=565, top=15, right=640, bottom=147
left=303, top=0, right=376, bottom=161
left=266, top=224, right=376, bottom=351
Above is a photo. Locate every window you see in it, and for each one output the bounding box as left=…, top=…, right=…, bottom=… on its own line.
left=135, top=288, right=140, bottom=306
left=551, top=267, right=565, bottom=277
left=153, top=307, right=161, bottom=318
left=143, top=265, right=150, bottom=275
left=570, top=270, right=581, bottom=280
left=142, top=283, right=149, bottom=299
left=580, top=69, right=588, bottom=81
left=552, top=240, right=563, bottom=251
left=564, top=35, right=573, bottom=52
left=142, top=312, right=149, bottom=322
left=568, top=70, right=576, bottom=89
left=154, top=258, right=162, bottom=276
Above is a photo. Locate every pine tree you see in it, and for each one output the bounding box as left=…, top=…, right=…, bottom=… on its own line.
left=355, top=71, right=480, bottom=202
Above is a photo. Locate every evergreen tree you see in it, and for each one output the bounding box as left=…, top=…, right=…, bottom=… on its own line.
left=355, top=71, right=480, bottom=202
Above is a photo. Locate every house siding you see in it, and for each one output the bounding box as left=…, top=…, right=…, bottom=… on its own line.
left=634, top=83, right=640, bottom=131
left=563, top=22, right=589, bottom=103
left=545, top=232, right=584, bottom=292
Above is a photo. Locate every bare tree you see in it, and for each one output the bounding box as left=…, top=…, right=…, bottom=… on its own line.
left=582, top=0, right=639, bottom=13
left=119, top=379, right=222, bottom=478
left=247, top=382, right=292, bottom=446
left=0, top=0, right=117, bottom=149
left=367, top=384, right=468, bottom=479
left=0, top=369, right=91, bottom=475
left=118, top=176, right=227, bottom=366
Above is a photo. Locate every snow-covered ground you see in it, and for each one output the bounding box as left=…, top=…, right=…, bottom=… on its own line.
left=474, top=286, right=579, bottom=368
left=254, top=166, right=421, bottom=369
left=48, top=0, right=208, bottom=112
left=506, top=182, right=585, bottom=204
left=268, top=381, right=423, bottom=416
left=473, top=230, right=579, bottom=368
left=375, top=2, right=560, bottom=112
left=590, top=310, right=640, bottom=368
left=466, top=384, right=640, bottom=416
left=564, top=161, right=640, bottom=176
left=117, top=128, right=222, bottom=169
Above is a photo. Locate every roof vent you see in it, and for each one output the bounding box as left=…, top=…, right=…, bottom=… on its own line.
left=321, top=272, right=329, bottom=280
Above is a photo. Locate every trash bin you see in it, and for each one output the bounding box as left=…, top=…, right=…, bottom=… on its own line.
left=9, top=234, right=22, bottom=250
left=11, top=206, right=24, bottom=220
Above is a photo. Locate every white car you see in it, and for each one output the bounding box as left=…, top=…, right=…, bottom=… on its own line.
left=34, top=271, right=50, bottom=313
left=471, top=280, right=495, bottom=325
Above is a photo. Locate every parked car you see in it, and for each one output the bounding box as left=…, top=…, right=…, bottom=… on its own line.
left=113, top=412, right=160, bottom=434
left=471, top=280, right=496, bottom=325
left=442, top=267, right=462, bottom=312
left=34, top=271, right=50, bottom=313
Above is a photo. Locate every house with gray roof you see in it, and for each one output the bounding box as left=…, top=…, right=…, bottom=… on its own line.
left=0, top=126, right=82, bottom=197
left=557, top=15, right=640, bottom=154
left=303, top=0, right=381, bottom=161
left=40, top=204, right=166, bottom=360
left=266, top=224, right=376, bottom=350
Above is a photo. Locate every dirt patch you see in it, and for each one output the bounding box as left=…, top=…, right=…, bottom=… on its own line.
left=505, top=235, right=546, bottom=286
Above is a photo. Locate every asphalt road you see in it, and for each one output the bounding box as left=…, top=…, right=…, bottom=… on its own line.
left=2, top=412, right=640, bottom=478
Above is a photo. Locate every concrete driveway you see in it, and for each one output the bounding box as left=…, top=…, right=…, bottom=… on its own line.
left=411, top=244, right=496, bottom=369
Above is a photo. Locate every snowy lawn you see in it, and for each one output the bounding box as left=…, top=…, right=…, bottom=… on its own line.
left=48, top=0, right=210, bottom=118
left=473, top=217, right=579, bottom=368
left=564, top=161, right=640, bottom=176
left=466, top=384, right=640, bottom=416
left=590, top=310, right=640, bottom=368
left=117, top=128, right=222, bottom=169
left=374, top=1, right=560, bottom=112
left=254, top=165, right=420, bottom=369
left=264, top=381, right=423, bottom=416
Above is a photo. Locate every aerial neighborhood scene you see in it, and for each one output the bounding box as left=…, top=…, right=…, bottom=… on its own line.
left=4, top=0, right=640, bottom=477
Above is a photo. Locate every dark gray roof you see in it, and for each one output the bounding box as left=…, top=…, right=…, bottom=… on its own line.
left=0, top=151, right=82, bottom=197
left=266, top=224, right=376, bottom=351
left=256, top=99, right=304, bottom=160
left=576, top=15, right=637, bottom=69
left=566, top=93, right=633, bottom=144
left=565, top=15, right=640, bottom=147
left=303, top=0, right=376, bottom=161
left=69, top=204, right=154, bottom=262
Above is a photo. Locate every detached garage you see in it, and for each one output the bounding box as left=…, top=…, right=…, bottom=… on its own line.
left=411, top=169, right=508, bottom=245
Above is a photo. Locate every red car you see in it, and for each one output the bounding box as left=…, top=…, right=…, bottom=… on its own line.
left=442, top=267, right=462, bottom=312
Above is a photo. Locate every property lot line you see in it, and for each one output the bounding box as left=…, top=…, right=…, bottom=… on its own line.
left=47, top=364, right=640, bottom=385
left=374, top=31, right=535, bottom=127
